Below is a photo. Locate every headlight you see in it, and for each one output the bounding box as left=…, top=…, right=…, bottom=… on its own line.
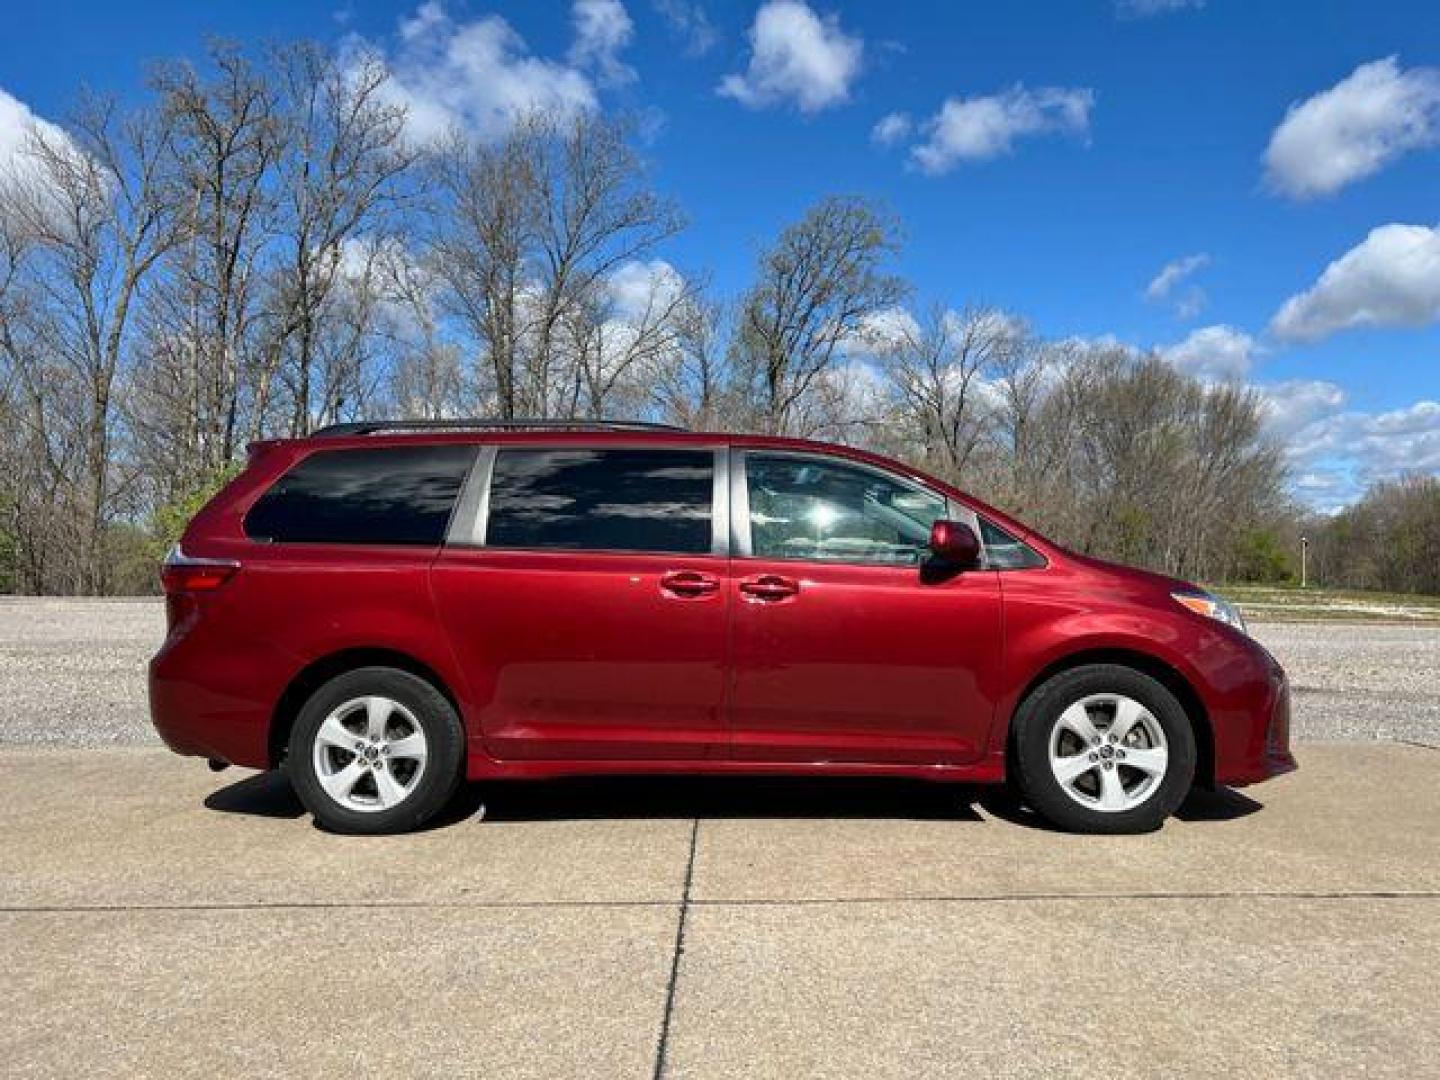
left=1172, top=590, right=1247, bottom=634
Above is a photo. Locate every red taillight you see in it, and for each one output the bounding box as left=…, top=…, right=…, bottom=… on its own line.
left=161, top=562, right=239, bottom=593
left=161, top=547, right=239, bottom=631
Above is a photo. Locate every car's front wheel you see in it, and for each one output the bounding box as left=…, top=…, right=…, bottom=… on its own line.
left=288, top=667, right=465, bottom=835
left=1012, top=664, right=1196, bottom=834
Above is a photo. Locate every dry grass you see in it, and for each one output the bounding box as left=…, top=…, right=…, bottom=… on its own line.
left=1216, top=584, right=1440, bottom=624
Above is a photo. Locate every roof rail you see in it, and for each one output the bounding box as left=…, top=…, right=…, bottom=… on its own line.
left=312, top=418, right=688, bottom=437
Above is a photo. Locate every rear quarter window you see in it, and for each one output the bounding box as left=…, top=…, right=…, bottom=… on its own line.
left=245, top=445, right=477, bottom=546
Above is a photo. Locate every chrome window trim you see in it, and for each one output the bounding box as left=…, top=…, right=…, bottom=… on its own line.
left=445, top=444, right=496, bottom=547
left=453, top=442, right=728, bottom=557
left=710, top=447, right=730, bottom=557
left=731, top=447, right=971, bottom=568
left=729, top=446, right=752, bottom=557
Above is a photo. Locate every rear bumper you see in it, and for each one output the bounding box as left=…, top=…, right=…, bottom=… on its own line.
left=149, top=666, right=267, bottom=768
left=148, top=627, right=280, bottom=770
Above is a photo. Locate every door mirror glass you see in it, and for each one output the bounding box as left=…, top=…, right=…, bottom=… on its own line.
left=928, top=520, right=981, bottom=567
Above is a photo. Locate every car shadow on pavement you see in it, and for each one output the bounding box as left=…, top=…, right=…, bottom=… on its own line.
left=202, top=768, right=990, bottom=827
left=977, top=783, right=1264, bottom=833
left=1174, top=785, right=1265, bottom=822
left=452, top=775, right=990, bottom=824
left=204, top=769, right=306, bottom=819
left=202, top=769, right=1263, bottom=832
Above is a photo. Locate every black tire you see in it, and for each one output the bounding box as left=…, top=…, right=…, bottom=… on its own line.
left=1011, top=664, right=1196, bottom=834
left=287, top=667, right=465, bottom=835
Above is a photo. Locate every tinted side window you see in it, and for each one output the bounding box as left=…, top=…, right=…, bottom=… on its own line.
left=745, top=454, right=946, bottom=565
left=486, top=448, right=714, bottom=554
left=245, top=445, right=476, bottom=546
left=980, top=518, right=1047, bottom=569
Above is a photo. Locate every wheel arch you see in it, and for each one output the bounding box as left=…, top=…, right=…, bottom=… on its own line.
left=268, top=647, right=464, bottom=768
left=1005, top=647, right=1215, bottom=789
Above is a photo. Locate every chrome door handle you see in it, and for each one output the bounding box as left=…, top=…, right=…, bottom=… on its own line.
left=660, top=570, right=721, bottom=598
left=739, top=575, right=799, bottom=602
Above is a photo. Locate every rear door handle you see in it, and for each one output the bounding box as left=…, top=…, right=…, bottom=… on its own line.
left=660, top=570, right=721, bottom=599
left=739, top=574, right=799, bottom=602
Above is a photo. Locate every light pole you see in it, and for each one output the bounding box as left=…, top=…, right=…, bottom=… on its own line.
left=1300, top=535, right=1308, bottom=589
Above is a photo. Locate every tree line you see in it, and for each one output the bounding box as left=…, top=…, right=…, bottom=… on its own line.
left=0, top=40, right=1427, bottom=595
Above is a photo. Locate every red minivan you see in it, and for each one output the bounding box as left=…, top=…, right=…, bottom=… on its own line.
left=150, top=419, right=1295, bottom=835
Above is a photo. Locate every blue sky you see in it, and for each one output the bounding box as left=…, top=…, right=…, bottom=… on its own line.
left=2, top=0, right=1438, bottom=508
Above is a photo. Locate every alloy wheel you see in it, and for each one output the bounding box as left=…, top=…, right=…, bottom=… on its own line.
left=1047, top=693, right=1170, bottom=813
left=310, top=696, right=429, bottom=813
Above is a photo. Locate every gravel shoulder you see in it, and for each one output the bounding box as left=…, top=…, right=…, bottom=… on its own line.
left=1, top=597, right=1437, bottom=748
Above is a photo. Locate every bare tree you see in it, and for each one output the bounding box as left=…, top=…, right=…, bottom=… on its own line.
left=429, top=119, right=539, bottom=416
left=527, top=115, right=684, bottom=413
left=129, top=43, right=282, bottom=501
left=258, top=43, right=413, bottom=436
left=429, top=112, right=683, bottom=418
left=988, top=349, right=1289, bottom=579
left=562, top=265, right=695, bottom=419
left=376, top=245, right=465, bottom=419
left=877, top=304, right=1025, bottom=483
left=0, top=207, right=43, bottom=590
left=732, top=195, right=906, bottom=435
left=3, top=94, right=179, bottom=593
left=650, top=295, right=730, bottom=429
left=307, top=235, right=390, bottom=426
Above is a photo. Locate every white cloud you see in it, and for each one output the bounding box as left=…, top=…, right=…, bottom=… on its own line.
left=1263, top=57, right=1440, bottom=199
left=0, top=86, right=75, bottom=188
left=1174, top=288, right=1208, bottom=320
left=1289, top=470, right=1352, bottom=509
left=826, top=358, right=890, bottom=419
left=1257, top=379, right=1347, bottom=442
left=1271, top=223, right=1440, bottom=342
left=1145, top=253, right=1209, bottom=300
left=718, top=0, right=863, bottom=114
left=357, top=2, right=599, bottom=145
left=910, top=85, right=1094, bottom=174
left=853, top=304, right=921, bottom=351
left=1145, top=252, right=1210, bottom=319
left=586, top=259, right=692, bottom=386
left=870, top=112, right=912, bottom=147
left=1116, top=0, right=1204, bottom=17
left=570, top=0, right=636, bottom=87
left=1160, top=324, right=1258, bottom=381
left=1284, top=399, right=1440, bottom=506
left=652, top=0, right=717, bottom=55
left=607, top=258, right=685, bottom=320
left=1247, top=381, right=1440, bottom=509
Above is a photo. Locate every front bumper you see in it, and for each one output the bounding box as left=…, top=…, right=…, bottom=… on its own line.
left=1214, top=662, right=1298, bottom=787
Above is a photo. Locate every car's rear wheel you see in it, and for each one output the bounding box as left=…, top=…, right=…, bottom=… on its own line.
left=1012, top=664, right=1196, bottom=834
left=288, top=667, right=465, bottom=835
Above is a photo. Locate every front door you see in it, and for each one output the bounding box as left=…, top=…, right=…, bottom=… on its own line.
left=727, top=450, right=1003, bottom=764
left=431, top=444, right=729, bottom=761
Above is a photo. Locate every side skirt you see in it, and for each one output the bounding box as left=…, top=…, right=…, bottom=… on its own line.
left=464, top=750, right=1006, bottom=785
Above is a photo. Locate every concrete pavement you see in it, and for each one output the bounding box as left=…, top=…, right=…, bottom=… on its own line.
left=1, top=743, right=1437, bottom=1077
